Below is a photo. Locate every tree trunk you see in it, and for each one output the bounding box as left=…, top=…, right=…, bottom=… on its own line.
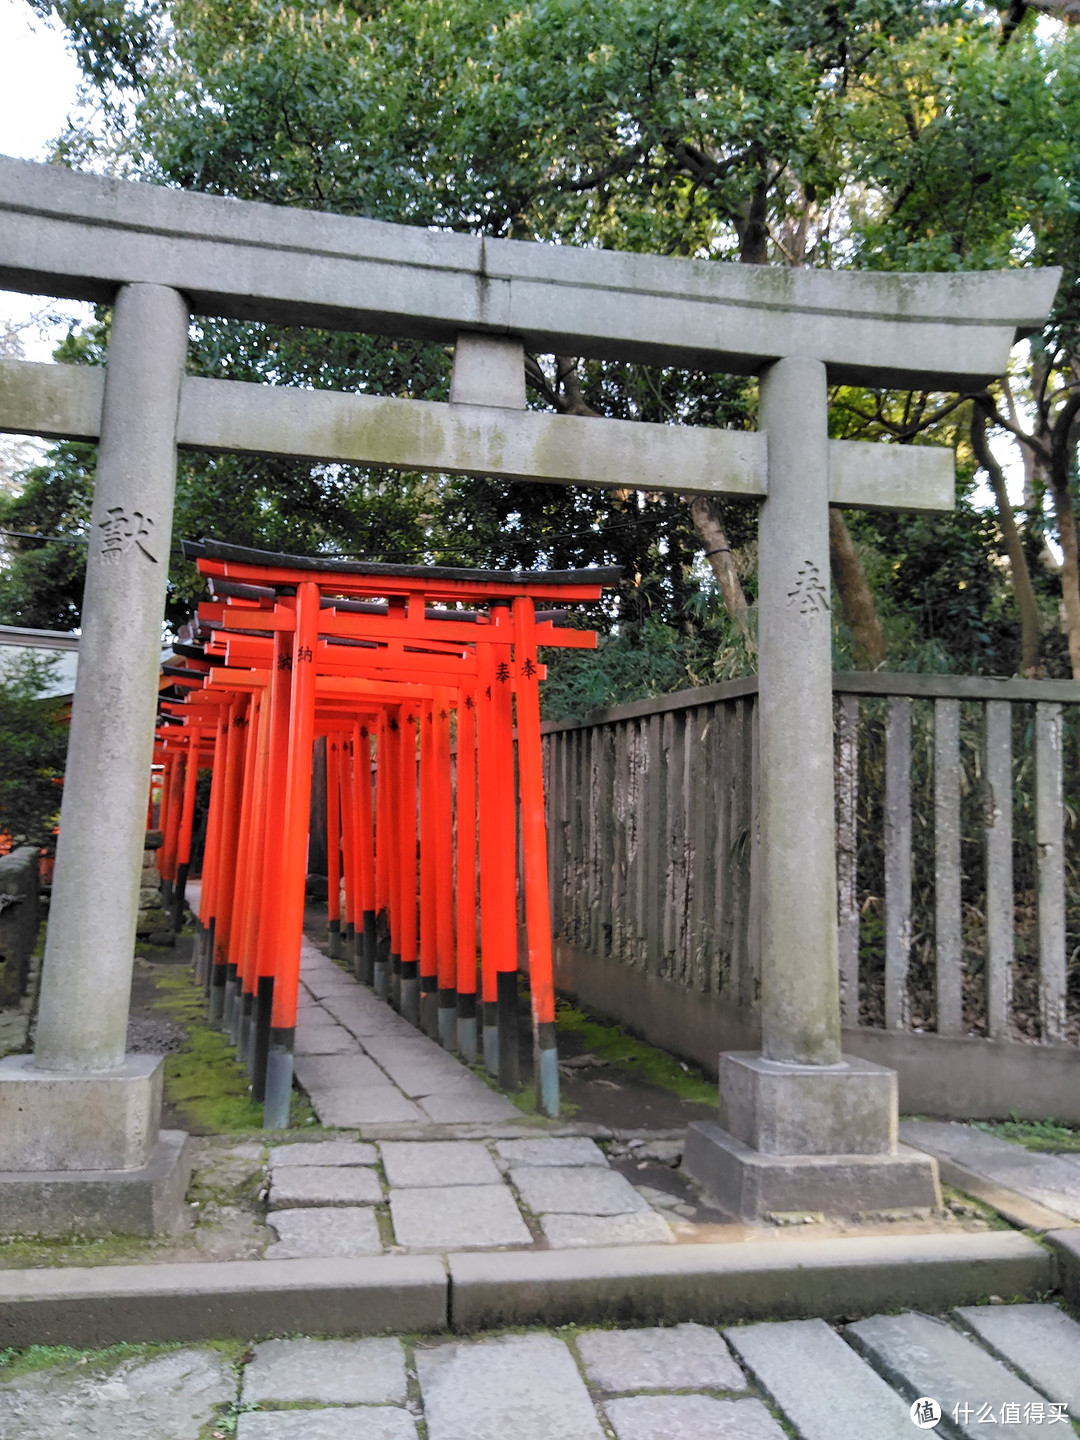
left=1049, top=392, right=1080, bottom=678
left=828, top=509, right=886, bottom=669
left=970, top=407, right=1041, bottom=676
left=688, top=495, right=754, bottom=649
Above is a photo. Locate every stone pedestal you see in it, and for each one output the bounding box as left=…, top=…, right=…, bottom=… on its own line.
left=0, top=1056, right=192, bottom=1236
left=683, top=1055, right=940, bottom=1221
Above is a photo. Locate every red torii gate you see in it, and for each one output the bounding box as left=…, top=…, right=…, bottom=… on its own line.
left=155, top=540, right=617, bottom=1122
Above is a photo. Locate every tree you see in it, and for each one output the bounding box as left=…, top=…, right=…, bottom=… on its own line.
left=10, top=0, right=1076, bottom=689
left=0, top=652, right=68, bottom=848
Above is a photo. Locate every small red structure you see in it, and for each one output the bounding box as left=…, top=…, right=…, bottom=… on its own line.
left=154, top=540, right=617, bottom=1124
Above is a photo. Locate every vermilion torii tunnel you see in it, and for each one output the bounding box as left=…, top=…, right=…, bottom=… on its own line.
left=152, top=539, right=618, bottom=1125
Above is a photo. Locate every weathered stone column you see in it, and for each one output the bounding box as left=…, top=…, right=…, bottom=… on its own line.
left=757, top=355, right=841, bottom=1066
left=683, top=354, right=940, bottom=1219
left=34, top=283, right=189, bottom=1075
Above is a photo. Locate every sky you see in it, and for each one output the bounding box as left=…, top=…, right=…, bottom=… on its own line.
left=0, top=1, right=91, bottom=359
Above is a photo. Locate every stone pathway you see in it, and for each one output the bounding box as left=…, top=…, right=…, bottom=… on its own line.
left=262, top=1131, right=675, bottom=1257
left=1, top=1304, right=1076, bottom=1438
left=901, top=1121, right=1080, bottom=1224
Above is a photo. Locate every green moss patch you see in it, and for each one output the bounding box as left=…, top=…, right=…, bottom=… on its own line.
left=144, top=966, right=316, bottom=1134
left=976, top=1117, right=1080, bottom=1153
left=555, top=998, right=716, bottom=1105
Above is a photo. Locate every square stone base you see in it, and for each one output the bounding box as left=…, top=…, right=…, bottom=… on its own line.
left=683, top=1121, right=941, bottom=1222
left=0, top=1054, right=164, bottom=1171
left=719, top=1051, right=897, bottom=1155
left=0, top=1130, right=192, bottom=1237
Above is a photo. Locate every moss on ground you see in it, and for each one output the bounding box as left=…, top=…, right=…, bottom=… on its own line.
left=976, top=1117, right=1080, bottom=1153
left=145, top=966, right=316, bottom=1134
left=554, top=998, right=716, bottom=1106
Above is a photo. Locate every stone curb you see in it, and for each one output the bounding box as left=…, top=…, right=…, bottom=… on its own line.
left=0, top=1230, right=1053, bottom=1348
left=1047, top=1228, right=1080, bottom=1307
left=934, top=1156, right=1080, bottom=1234
left=0, top=1255, right=447, bottom=1348
left=448, top=1231, right=1053, bottom=1331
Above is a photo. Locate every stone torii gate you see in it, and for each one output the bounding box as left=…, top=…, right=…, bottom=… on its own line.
left=0, top=154, right=1059, bottom=1230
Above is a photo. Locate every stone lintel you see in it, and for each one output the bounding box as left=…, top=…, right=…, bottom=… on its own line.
left=0, top=362, right=954, bottom=511
left=0, top=156, right=1059, bottom=386
left=718, top=1052, right=899, bottom=1157
left=0, top=1054, right=164, bottom=1172
left=683, top=1121, right=941, bottom=1222
left=0, top=1130, right=191, bottom=1238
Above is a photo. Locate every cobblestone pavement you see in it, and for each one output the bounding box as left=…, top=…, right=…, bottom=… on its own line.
left=0, top=1304, right=1076, bottom=1438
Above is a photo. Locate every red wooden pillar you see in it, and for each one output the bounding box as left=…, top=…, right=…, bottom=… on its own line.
left=354, top=722, right=377, bottom=986
left=513, top=596, right=559, bottom=1115
left=235, top=690, right=272, bottom=1060
left=224, top=690, right=262, bottom=1035
left=264, top=579, right=320, bottom=1129
left=160, top=751, right=183, bottom=902
left=476, top=633, right=519, bottom=1088
left=252, top=621, right=294, bottom=1097
left=209, top=695, right=248, bottom=1023
left=173, top=726, right=201, bottom=933
left=418, top=698, right=438, bottom=1035
left=196, top=709, right=229, bottom=988
left=380, top=708, right=401, bottom=1004
left=326, top=732, right=343, bottom=959
left=339, top=729, right=358, bottom=964
left=372, top=710, right=391, bottom=998
left=455, top=685, right=479, bottom=1060
left=397, top=708, right=420, bottom=1023
left=433, top=687, right=457, bottom=1050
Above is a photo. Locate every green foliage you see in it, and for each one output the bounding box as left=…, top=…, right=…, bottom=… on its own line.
left=976, top=1117, right=1080, bottom=1153
left=0, top=652, right=67, bottom=847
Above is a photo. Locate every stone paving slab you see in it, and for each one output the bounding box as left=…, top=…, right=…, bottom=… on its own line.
left=511, top=1165, right=651, bottom=1216
left=847, top=1311, right=1048, bottom=1438
left=269, top=1141, right=377, bottom=1168
left=269, top=1166, right=383, bottom=1209
left=390, top=1184, right=532, bottom=1249
left=417, top=1333, right=606, bottom=1440
left=726, top=1317, right=915, bottom=1440
left=496, top=1138, right=606, bottom=1168
left=417, top=1089, right=519, bottom=1123
left=296, top=1030, right=361, bottom=1056
left=242, top=1337, right=407, bottom=1404
left=901, top=1121, right=1080, bottom=1222
left=0, top=1347, right=235, bottom=1440
left=314, top=1088, right=426, bottom=1126
left=576, top=1322, right=746, bottom=1392
left=604, top=1394, right=786, bottom=1440
left=294, top=1055, right=389, bottom=1090
left=381, top=1141, right=502, bottom=1188
left=956, top=1303, right=1080, bottom=1412
left=237, top=1411, right=419, bottom=1440
left=265, top=1206, right=383, bottom=1259
left=539, top=1212, right=675, bottom=1248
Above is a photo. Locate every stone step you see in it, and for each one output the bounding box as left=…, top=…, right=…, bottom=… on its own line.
left=955, top=1303, right=1080, bottom=1414
left=725, top=1317, right=913, bottom=1440
left=847, top=1311, right=1049, bottom=1437
left=416, top=1333, right=606, bottom=1440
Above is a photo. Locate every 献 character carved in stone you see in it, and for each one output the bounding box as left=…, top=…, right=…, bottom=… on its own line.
left=99, top=506, right=158, bottom=562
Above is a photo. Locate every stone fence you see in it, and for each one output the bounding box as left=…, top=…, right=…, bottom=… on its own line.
left=0, top=846, right=41, bottom=1009
left=540, top=673, right=1080, bottom=1123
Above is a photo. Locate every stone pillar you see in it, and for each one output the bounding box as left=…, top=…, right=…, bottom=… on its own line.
left=683, top=355, right=940, bottom=1220
left=0, top=286, right=192, bottom=1231
left=757, top=356, right=841, bottom=1066
left=35, top=282, right=189, bottom=1074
